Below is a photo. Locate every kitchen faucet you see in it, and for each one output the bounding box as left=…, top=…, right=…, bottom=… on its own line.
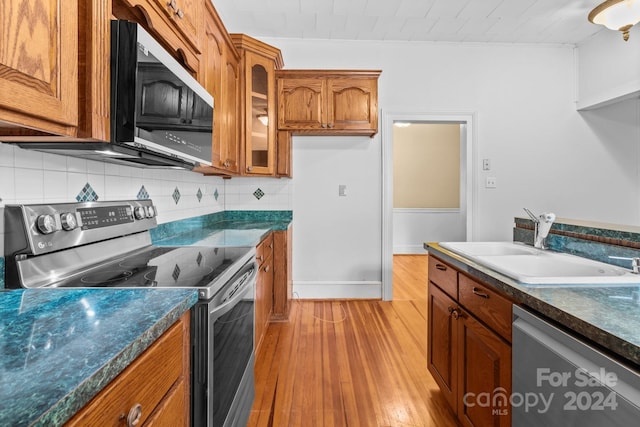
left=523, top=208, right=556, bottom=249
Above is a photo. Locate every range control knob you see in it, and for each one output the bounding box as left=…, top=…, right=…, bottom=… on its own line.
left=145, top=205, right=156, bottom=218
left=133, top=206, right=146, bottom=220
left=36, top=214, right=57, bottom=235
left=60, top=213, right=77, bottom=231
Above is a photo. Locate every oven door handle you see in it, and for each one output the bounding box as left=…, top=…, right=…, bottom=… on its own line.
left=210, top=264, right=257, bottom=320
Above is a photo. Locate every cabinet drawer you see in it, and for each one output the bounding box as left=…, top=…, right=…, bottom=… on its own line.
left=143, top=379, right=187, bottom=426
left=428, top=255, right=458, bottom=299
left=66, top=318, right=185, bottom=426
left=459, top=274, right=512, bottom=341
left=257, top=233, right=274, bottom=266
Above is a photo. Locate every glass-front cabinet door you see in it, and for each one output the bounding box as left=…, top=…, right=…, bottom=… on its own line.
left=232, top=34, right=283, bottom=176
left=247, top=62, right=273, bottom=173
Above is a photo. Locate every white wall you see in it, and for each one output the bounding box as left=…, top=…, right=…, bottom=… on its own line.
left=393, top=209, right=465, bottom=254
left=262, top=37, right=640, bottom=298
left=577, top=29, right=640, bottom=110
left=292, top=135, right=382, bottom=298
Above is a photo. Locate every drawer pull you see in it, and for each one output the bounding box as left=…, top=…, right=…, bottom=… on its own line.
left=472, top=287, right=489, bottom=299
left=126, top=403, right=142, bottom=427
left=435, top=263, right=447, bottom=271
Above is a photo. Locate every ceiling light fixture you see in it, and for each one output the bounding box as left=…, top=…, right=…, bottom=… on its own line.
left=393, top=122, right=411, bottom=128
left=588, top=0, right=640, bottom=41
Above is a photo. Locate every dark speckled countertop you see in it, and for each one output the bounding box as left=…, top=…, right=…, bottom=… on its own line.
left=425, top=242, right=640, bottom=368
left=0, top=288, right=198, bottom=427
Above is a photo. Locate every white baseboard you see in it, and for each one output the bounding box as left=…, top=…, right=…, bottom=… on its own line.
left=393, top=245, right=428, bottom=255
left=293, top=281, right=382, bottom=299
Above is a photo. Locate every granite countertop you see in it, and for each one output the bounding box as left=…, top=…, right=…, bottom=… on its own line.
left=152, top=213, right=292, bottom=247
left=425, top=242, right=640, bottom=368
left=0, top=288, right=198, bottom=427
left=154, top=221, right=273, bottom=247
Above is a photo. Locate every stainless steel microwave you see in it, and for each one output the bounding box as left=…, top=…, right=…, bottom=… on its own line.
left=109, top=19, right=213, bottom=168
left=14, top=20, right=214, bottom=169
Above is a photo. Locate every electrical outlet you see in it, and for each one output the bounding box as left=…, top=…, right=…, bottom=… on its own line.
left=485, top=177, right=497, bottom=188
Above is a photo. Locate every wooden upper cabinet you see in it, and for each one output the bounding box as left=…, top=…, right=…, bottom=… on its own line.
left=232, top=34, right=283, bottom=176
left=0, top=0, right=79, bottom=135
left=194, top=1, right=241, bottom=176
left=277, top=77, right=324, bottom=129
left=0, top=1, right=111, bottom=141
left=113, top=0, right=202, bottom=75
left=152, top=0, right=201, bottom=52
left=276, top=70, right=381, bottom=137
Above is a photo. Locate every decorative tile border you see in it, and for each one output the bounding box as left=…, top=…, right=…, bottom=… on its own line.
left=137, top=185, right=149, bottom=200
left=76, top=183, right=99, bottom=202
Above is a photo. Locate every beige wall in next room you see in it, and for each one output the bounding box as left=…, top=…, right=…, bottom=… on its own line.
left=393, top=123, right=460, bottom=209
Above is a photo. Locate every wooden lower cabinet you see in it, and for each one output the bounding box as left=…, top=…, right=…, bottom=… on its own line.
left=457, top=306, right=511, bottom=427
left=271, top=225, right=292, bottom=320
left=427, top=255, right=512, bottom=427
left=65, top=312, right=191, bottom=426
left=255, top=233, right=274, bottom=356
left=427, top=282, right=458, bottom=410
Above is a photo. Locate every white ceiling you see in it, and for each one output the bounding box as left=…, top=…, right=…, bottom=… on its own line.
left=212, top=0, right=608, bottom=45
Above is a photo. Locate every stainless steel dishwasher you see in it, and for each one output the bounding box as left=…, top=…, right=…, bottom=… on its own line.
left=512, top=305, right=640, bottom=426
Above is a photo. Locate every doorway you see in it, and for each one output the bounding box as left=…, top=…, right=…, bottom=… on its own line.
left=381, top=111, right=475, bottom=301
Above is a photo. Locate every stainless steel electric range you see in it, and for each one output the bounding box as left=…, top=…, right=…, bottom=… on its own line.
left=4, top=200, right=256, bottom=427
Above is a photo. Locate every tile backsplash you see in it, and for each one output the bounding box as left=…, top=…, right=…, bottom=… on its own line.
left=0, top=142, right=293, bottom=258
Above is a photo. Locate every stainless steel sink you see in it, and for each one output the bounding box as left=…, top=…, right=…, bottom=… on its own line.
left=439, top=241, right=640, bottom=286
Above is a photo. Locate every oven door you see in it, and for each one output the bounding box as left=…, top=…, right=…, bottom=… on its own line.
left=192, top=260, right=256, bottom=427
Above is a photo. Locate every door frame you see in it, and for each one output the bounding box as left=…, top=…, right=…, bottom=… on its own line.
left=381, top=110, right=476, bottom=301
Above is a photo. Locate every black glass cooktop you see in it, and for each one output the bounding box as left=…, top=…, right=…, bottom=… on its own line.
left=52, top=246, right=253, bottom=289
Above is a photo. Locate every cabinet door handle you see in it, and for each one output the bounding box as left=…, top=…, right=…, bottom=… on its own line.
left=175, top=8, right=184, bottom=18
left=257, top=255, right=263, bottom=262
left=327, top=123, right=334, bottom=128
left=126, top=403, right=142, bottom=427
left=435, top=263, right=447, bottom=271
left=167, top=0, right=177, bottom=10
left=472, top=287, right=489, bottom=298
left=264, top=265, right=270, bottom=273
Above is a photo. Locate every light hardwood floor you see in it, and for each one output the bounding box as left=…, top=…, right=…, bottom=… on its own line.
left=248, top=254, right=458, bottom=427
